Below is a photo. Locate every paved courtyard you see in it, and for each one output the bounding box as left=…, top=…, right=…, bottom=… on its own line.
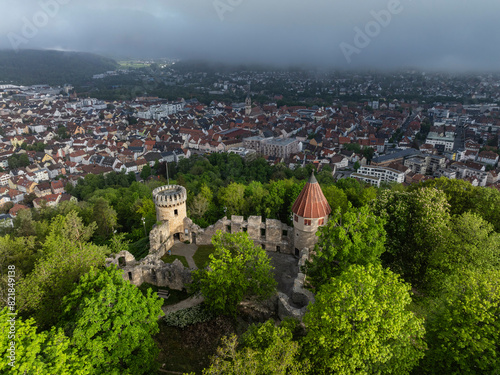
left=267, top=252, right=300, bottom=296
left=168, top=242, right=198, bottom=268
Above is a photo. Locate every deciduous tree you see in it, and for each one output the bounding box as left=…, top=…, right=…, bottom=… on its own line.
left=61, top=266, right=164, bottom=375
left=423, top=270, right=500, bottom=374
left=191, top=231, right=277, bottom=316
left=374, top=188, right=451, bottom=289
left=306, top=204, right=386, bottom=289
left=201, top=320, right=307, bottom=375
left=427, top=212, right=500, bottom=294
left=303, top=264, right=426, bottom=375
left=0, top=308, right=89, bottom=374
left=17, top=211, right=107, bottom=329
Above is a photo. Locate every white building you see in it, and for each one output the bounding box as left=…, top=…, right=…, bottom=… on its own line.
left=137, top=102, right=185, bottom=120
left=355, top=165, right=406, bottom=187
left=425, top=132, right=455, bottom=152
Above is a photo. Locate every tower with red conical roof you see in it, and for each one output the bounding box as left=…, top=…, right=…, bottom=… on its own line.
left=291, top=172, right=331, bottom=255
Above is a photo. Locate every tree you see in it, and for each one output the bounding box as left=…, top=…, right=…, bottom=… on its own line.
left=108, top=232, right=131, bottom=254
left=243, top=181, right=268, bottom=217
left=152, top=159, right=160, bottom=174
left=0, top=201, right=13, bottom=214
left=423, top=270, right=500, bottom=374
left=374, top=188, right=451, bottom=289
left=191, top=231, right=277, bottom=316
left=17, top=211, right=108, bottom=329
left=353, top=161, right=360, bottom=171
left=0, top=308, right=90, bottom=374
left=22, top=193, right=37, bottom=206
left=57, top=126, right=70, bottom=140
left=8, top=153, right=30, bottom=169
left=408, top=178, right=475, bottom=217
left=321, top=185, right=349, bottom=214
left=470, top=186, right=500, bottom=232
left=140, top=164, right=151, bottom=180
left=61, top=266, right=164, bottom=375
left=335, top=178, right=364, bottom=207
left=90, top=197, right=117, bottom=241
left=0, top=236, right=37, bottom=306
left=217, top=182, right=246, bottom=217
left=305, top=204, right=386, bottom=289
left=188, top=193, right=209, bottom=220
left=427, top=212, right=500, bottom=294
left=302, top=264, right=426, bottom=375
left=127, top=171, right=136, bottom=184
left=201, top=320, right=307, bottom=375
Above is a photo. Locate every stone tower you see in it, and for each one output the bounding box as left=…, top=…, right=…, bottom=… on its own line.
left=245, top=95, right=252, bottom=116
left=291, top=173, right=331, bottom=255
left=152, top=184, right=187, bottom=241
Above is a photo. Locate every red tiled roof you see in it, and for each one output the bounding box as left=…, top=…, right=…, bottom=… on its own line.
left=292, top=173, right=332, bottom=218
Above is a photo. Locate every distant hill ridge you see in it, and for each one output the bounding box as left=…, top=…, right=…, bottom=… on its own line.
left=0, top=49, right=118, bottom=86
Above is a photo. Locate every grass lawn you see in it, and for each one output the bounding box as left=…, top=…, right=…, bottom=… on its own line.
left=193, top=245, right=216, bottom=268
left=138, top=283, right=192, bottom=306
left=161, top=253, right=189, bottom=268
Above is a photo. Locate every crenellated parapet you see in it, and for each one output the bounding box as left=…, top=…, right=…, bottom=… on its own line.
left=153, top=185, right=187, bottom=208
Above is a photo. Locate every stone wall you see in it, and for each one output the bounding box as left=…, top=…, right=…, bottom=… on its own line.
left=293, top=229, right=320, bottom=255
left=149, top=221, right=172, bottom=258
left=106, top=250, right=192, bottom=291
left=186, top=215, right=295, bottom=254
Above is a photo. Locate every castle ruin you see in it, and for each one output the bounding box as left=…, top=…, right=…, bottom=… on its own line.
left=107, top=173, right=331, bottom=317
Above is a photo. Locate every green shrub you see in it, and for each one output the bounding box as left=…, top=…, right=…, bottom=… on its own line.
left=163, top=304, right=215, bottom=328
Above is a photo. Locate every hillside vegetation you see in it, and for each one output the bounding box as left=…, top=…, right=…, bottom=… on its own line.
left=0, top=49, right=118, bottom=86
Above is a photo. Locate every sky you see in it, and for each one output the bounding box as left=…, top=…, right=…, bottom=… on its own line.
left=1, top=0, right=499, bottom=71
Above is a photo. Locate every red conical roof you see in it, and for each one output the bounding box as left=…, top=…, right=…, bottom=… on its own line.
left=292, top=173, right=332, bottom=218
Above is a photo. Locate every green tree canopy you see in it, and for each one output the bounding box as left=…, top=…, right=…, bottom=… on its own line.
left=423, top=270, right=500, bottom=374
left=305, top=204, right=386, bottom=289
left=200, top=319, right=307, bottom=375
left=61, top=266, right=164, bottom=375
left=321, top=184, right=349, bottom=214
left=0, top=308, right=89, bottom=374
left=374, top=188, right=451, bottom=289
left=140, top=164, right=152, bottom=180
left=427, top=212, right=500, bottom=294
left=191, top=231, right=277, bottom=316
left=217, top=182, right=246, bottom=217
left=17, top=211, right=108, bottom=329
left=302, top=264, right=426, bottom=375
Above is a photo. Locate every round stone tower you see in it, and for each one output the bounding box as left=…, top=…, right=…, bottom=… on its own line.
left=152, top=185, right=187, bottom=240
left=291, top=172, right=332, bottom=255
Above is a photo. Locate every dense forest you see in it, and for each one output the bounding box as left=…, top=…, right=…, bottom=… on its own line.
left=0, top=49, right=118, bottom=86
left=1, top=153, right=499, bottom=374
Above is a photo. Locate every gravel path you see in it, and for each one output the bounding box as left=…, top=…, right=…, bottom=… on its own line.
left=162, top=294, right=205, bottom=315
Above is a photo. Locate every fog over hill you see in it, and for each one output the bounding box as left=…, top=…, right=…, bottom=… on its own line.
left=0, top=0, right=499, bottom=72
left=0, top=50, right=117, bottom=85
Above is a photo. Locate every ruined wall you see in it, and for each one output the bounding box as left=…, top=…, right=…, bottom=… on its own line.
left=149, top=221, right=173, bottom=258
left=106, top=250, right=192, bottom=291
left=186, top=215, right=295, bottom=254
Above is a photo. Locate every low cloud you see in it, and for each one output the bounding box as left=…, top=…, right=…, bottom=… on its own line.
left=0, top=0, right=499, bottom=71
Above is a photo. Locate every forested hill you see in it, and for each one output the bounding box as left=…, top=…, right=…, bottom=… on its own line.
left=0, top=49, right=118, bottom=86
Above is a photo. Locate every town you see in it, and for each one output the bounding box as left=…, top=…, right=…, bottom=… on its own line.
left=0, top=66, right=499, bottom=225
